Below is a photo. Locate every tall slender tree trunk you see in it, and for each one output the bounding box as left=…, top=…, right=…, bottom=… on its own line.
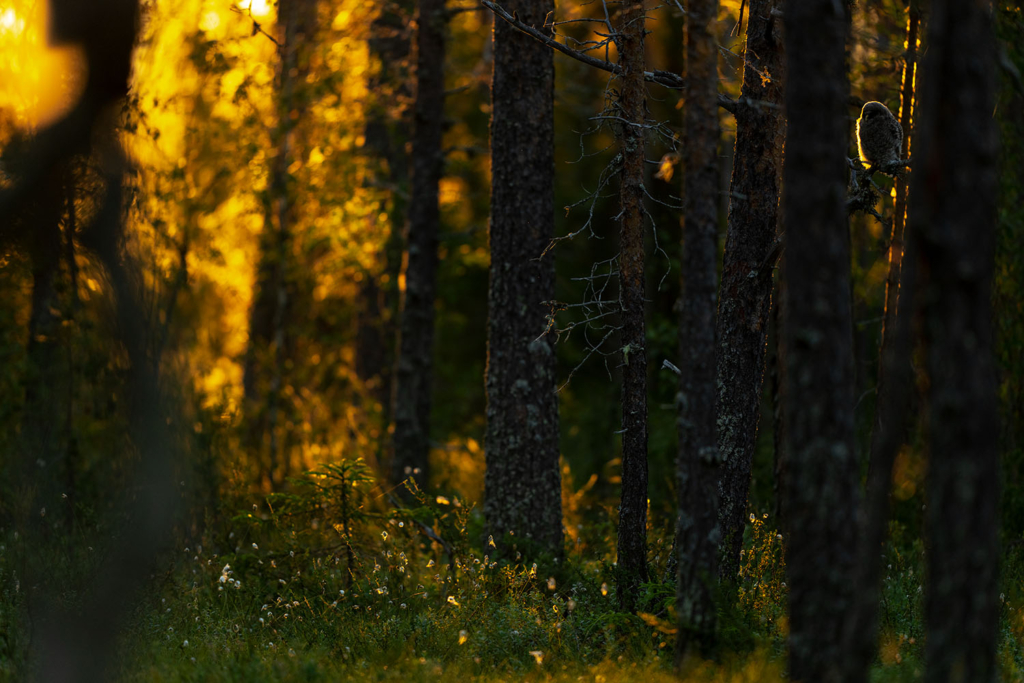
left=714, top=0, right=786, bottom=582
left=242, top=0, right=316, bottom=488
left=781, top=1, right=859, bottom=681
left=357, top=1, right=414, bottom=429
left=843, top=5, right=920, bottom=680
left=615, top=0, right=650, bottom=613
left=483, top=0, right=562, bottom=556
left=911, top=1, right=1000, bottom=680
left=675, top=0, right=721, bottom=659
left=391, top=0, right=446, bottom=489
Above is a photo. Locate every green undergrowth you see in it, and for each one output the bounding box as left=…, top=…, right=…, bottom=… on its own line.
left=4, top=459, right=1024, bottom=681
left=113, top=461, right=789, bottom=682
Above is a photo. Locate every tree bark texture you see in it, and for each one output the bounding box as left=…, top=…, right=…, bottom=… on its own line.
left=357, top=1, right=414, bottom=423
left=781, top=2, right=859, bottom=681
left=910, top=1, right=1000, bottom=681
left=242, top=0, right=317, bottom=488
left=615, top=0, right=650, bottom=613
left=675, top=0, right=721, bottom=658
left=391, top=0, right=446, bottom=489
left=770, top=283, right=788, bottom=530
left=843, top=6, right=920, bottom=681
left=483, top=0, right=563, bottom=557
left=714, top=0, right=787, bottom=583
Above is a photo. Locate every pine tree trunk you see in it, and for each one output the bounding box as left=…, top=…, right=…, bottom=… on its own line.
left=911, top=1, right=1000, bottom=680
left=715, top=0, right=787, bottom=583
left=483, top=0, right=562, bottom=556
left=843, top=5, right=920, bottom=680
left=781, top=1, right=859, bottom=681
left=771, top=285, right=788, bottom=529
left=675, top=0, right=721, bottom=658
left=242, top=0, right=316, bottom=488
left=357, top=1, right=414, bottom=429
left=391, top=0, right=446, bottom=489
left=615, top=0, right=650, bottom=613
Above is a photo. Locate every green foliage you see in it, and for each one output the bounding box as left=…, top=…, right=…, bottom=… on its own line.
left=4, top=461, right=1024, bottom=682
left=734, top=515, right=787, bottom=643
left=110, top=472, right=696, bottom=681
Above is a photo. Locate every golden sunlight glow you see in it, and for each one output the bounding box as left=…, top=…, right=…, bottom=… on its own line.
left=122, top=0, right=387, bottom=428
left=0, top=8, right=25, bottom=33
left=199, top=11, right=221, bottom=32
left=238, top=0, right=272, bottom=17
left=0, top=1, right=85, bottom=127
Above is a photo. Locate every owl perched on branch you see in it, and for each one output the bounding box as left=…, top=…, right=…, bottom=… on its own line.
left=856, top=101, right=903, bottom=168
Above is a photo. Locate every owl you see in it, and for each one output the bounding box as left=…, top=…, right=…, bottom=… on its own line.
left=856, top=101, right=903, bottom=168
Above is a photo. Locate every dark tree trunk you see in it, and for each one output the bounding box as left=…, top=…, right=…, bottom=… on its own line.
left=483, top=0, right=562, bottom=556
left=770, top=283, right=788, bottom=530
left=21, top=165, right=68, bottom=529
left=357, top=1, right=414, bottom=427
left=391, top=0, right=446, bottom=489
left=911, top=1, right=1000, bottom=680
left=0, top=3, right=180, bottom=679
left=62, top=173, right=80, bottom=529
left=714, top=0, right=787, bottom=583
left=242, top=0, right=317, bottom=489
left=675, top=0, right=721, bottom=658
left=843, top=5, right=920, bottom=680
left=242, top=220, right=290, bottom=488
left=615, top=0, right=650, bottom=613
left=781, top=1, right=859, bottom=681
left=354, top=279, right=389, bottom=417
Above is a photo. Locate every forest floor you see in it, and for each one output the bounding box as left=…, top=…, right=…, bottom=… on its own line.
left=3, top=473, right=1024, bottom=682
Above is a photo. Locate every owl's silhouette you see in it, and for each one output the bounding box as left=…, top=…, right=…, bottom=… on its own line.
left=856, top=101, right=903, bottom=168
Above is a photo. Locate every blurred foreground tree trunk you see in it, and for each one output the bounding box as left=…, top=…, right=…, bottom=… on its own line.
left=60, top=175, right=81, bottom=529
left=781, top=1, right=859, bottom=681
left=3, top=2, right=184, bottom=680
left=357, top=0, right=414, bottom=443
left=483, top=0, right=562, bottom=556
left=993, top=0, right=1024, bottom=536
left=390, top=0, right=446, bottom=490
left=615, top=0, right=650, bottom=613
left=843, top=4, right=920, bottom=681
left=242, top=0, right=317, bottom=488
left=911, top=0, right=1000, bottom=680
left=675, top=0, right=721, bottom=660
left=714, top=0, right=786, bottom=583
left=21, top=164, right=70, bottom=530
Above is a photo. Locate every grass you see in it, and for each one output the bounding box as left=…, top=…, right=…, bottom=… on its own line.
left=3, top=461, right=1024, bottom=681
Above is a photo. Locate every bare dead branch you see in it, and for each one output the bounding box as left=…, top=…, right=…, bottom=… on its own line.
left=230, top=5, right=282, bottom=49
left=846, top=157, right=912, bottom=223
left=481, top=0, right=737, bottom=111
